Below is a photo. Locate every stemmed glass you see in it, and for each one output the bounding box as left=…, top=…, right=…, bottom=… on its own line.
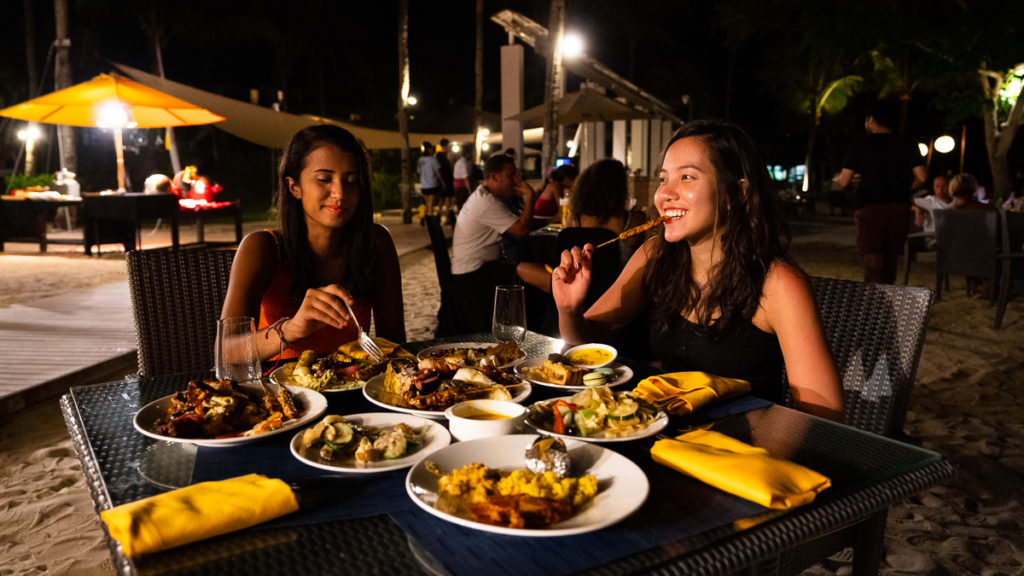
left=492, top=285, right=527, bottom=344
left=214, top=316, right=262, bottom=383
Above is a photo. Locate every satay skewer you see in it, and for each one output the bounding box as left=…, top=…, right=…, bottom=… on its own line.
left=595, top=215, right=670, bottom=248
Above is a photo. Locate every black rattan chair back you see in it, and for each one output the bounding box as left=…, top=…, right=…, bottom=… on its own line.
left=810, top=276, right=934, bottom=438
left=127, top=247, right=236, bottom=377
left=996, top=210, right=1024, bottom=328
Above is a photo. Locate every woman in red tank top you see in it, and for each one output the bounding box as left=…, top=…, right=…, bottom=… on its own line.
left=221, top=125, right=406, bottom=361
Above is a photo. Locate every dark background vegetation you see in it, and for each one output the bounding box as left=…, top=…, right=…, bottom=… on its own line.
left=1, top=0, right=1021, bottom=213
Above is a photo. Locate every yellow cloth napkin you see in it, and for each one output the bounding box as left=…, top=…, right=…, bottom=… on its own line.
left=100, top=474, right=299, bottom=557
left=632, top=371, right=751, bottom=415
left=337, top=337, right=414, bottom=360
left=651, top=429, right=831, bottom=509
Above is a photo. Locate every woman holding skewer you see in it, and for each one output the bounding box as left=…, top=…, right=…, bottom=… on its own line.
left=552, top=119, right=843, bottom=421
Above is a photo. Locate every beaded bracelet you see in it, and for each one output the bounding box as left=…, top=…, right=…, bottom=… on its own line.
left=266, top=316, right=293, bottom=357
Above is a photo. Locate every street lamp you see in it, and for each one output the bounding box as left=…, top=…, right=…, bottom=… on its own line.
left=16, top=123, right=42, bottom=175
left=559, top=32, right=584, bottom=60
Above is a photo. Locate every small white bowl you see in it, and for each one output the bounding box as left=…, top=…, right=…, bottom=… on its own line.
left=444, top=400, right=526, bottom=442
left=563, top=343, right=618, bottom=369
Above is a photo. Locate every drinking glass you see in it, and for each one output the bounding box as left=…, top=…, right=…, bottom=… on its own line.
left=214, top=316, right=262, bottom=383
left=492, top=285, right=527, bottom=344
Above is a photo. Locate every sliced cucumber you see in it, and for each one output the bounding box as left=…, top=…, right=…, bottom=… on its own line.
left=322, top=420, right=354, bottom=445
left=607, top=397, right=639, bottom=420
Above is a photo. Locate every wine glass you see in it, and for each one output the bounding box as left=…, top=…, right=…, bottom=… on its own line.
left=214, top=316, right=262, bottom=383
left=492, top=285, right=527, bottom=344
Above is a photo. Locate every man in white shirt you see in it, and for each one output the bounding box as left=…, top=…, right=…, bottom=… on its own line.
left=439, top=154, right=534, bottom=334
left=912, top=174, right=953, bottom=234
left=451, top=154, right=534, bottom=275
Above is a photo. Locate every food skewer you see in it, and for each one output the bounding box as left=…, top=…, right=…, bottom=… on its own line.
left=595, top=215, right=670, bottom=248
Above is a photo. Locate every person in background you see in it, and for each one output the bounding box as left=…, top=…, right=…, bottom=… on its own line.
left=552, top=119, right=843, bottom=421
left=222, top=125, right=405, bottom=360
left=909, top=174, right=954, bottom=250
left=518, top=159, right=645, bottom=294
left=436, top=139, right=455, bottom=223
left=446, top=154, right=535, bottom=333
left=417, top=141, right=444, bottom=224
left=950, top=173, right=988, bottom=211
left=834, top=99, right=927, bottom=284
left=452, top=147, right=473, bottom=210
left=532, top=163, right=579, bottom=220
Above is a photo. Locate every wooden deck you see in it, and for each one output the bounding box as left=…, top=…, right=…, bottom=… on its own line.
left=0, top=281, right=137, bottom=417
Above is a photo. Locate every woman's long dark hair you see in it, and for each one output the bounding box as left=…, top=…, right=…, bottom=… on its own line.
left=643, top=119, right=790, bottom=336
left=277, top=125, right=376, bottom=301
left=569, top=158, right=628, bottom=225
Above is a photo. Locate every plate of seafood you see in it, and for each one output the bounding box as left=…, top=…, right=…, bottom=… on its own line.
left=362, top=358, right=531, bottom=419
left=415, top=340, right=526, bottom=370
left=133, top=378, right=327, bottom=447
left=270, top=338, right=415, bottom=393
left=514, top=356, right=633, bottom=390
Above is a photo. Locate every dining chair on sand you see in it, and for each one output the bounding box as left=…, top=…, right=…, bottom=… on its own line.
left=995, top=209, right=1024, bottom=328
left=127, top=246, right=236, bottom=377
left=934, top=209, right=999, bottom=302
left=773, top=276, right=935, bottom=576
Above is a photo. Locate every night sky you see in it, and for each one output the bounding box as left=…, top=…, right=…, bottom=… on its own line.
left=1, top=0, right=1018, bottom=196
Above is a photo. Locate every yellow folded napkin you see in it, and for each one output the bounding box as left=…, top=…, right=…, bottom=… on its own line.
left=633, top=371, right=751, bottom=415
left=100, top=474, right=299, bottom=557
left=651, top=429, right=831, bottom=509
left=337, top=337, right=413, bottom=360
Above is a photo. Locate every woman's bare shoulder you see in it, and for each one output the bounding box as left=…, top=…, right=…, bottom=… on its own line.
left=234, top=230, right=281, bottom=275
left=762, top=260, right=814, bottom=309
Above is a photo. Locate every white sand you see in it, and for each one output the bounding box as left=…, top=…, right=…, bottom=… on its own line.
left=2, top=219, right=1023, bottom=574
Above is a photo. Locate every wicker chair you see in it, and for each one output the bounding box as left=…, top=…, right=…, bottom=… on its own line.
left=777, top=276, right=935, bottom=575
left=996, top=210, right=1024, bottom=328
left=126, top=247, right=236, bottom=377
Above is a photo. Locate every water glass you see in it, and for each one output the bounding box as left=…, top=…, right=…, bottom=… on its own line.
left=214, top=316, right=261, bottom=383
left=492, top=285, right=527, bottom=344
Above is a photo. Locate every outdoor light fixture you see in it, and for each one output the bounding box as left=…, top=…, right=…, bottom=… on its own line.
left=95, top=101, right=136, bottom=128
left=918, top=143, right=929, bottom=157
left=451, top=142, right=461, bottom=153
left=406, top=95, right=418, bottom=106
left=560, top=32, right=584, bottom=59
left=17, top=123, right=42, bottom=175
left=481, top=142, right=490, bottom=151
left=934, top=135, right=956, bottom=154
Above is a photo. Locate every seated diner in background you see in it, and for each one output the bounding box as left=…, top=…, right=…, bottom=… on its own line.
left=551, top=119, right=844, bottom=421
left=444, top=153, right=537, bottom=333
left=532, top=163, right=579, bottom=220
left=949, top=173, right=989, bottom=211
left=517, top=158, right=648, bottom=295
left=221, top=125, right=405, bottom=361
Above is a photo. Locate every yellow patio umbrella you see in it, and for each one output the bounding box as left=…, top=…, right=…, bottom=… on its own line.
left=0, top=72, right=225, bottom=191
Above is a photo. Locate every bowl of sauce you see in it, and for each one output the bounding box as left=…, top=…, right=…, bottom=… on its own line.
left=444, top=400, right=526, bottom=442
left=563, top=343, right=617, bottom=369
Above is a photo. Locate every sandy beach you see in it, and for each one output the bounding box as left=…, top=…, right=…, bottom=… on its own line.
left=1, top=216, right=1022, bottom=575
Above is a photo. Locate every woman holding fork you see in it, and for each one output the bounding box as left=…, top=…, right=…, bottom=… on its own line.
left=551, top=119, right=842, bottom=421
left=222, top=125, right=405, bottom=361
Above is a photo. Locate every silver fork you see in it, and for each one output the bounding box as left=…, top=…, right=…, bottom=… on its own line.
left=340, top=298, right=386, bottom=362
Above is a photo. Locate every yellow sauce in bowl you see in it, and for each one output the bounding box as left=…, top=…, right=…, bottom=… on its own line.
left=460, top=409, right=514, bottom=421
left=567, top=347, right=614, bottom=367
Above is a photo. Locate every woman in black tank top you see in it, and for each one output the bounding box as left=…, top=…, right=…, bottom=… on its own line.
left=551, top=120, right=844, bottom=422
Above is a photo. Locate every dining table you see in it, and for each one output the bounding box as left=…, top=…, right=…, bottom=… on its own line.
left=60, top=331, right=955, bottom=575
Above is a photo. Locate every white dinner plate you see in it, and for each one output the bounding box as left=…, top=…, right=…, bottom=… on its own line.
left=416, top=341, right=527, bottom=369
left=514, top=359, right=634, bottom=390
left=362, top=374, right=532, bottom=420
left=290, top=413, right=451, bottom=474
left=270, top=362, right=366, bottom=394
left=133, top=382, right=327, bottom=448
left=523, top=395, right=669, bottom=443
left=406, top=434, right=648, bottom=536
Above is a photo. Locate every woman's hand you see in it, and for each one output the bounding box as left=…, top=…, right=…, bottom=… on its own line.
left=551, top=244, right=594, bottom=312
left=285, top=284, right=356, bottom=341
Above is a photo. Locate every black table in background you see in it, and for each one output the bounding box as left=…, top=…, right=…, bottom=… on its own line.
left=81, top=192, right=179, bottom=255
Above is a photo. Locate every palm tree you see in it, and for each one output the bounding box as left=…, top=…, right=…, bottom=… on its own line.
left=398, top=0, right=412, bottom=223
left=54, top=0, right=76, bottom=172
left=979, top=64, right=1024, bottom=200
